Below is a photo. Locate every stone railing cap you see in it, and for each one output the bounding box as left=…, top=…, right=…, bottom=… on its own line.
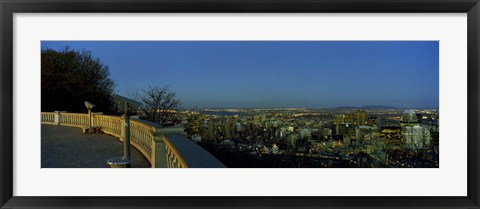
left=164, top=134, right=226, bottom=168
left=157, top=126, right=187, bottom=135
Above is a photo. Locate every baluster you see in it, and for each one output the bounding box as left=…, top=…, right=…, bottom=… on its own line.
left=174, top=156, right=178, bottom=168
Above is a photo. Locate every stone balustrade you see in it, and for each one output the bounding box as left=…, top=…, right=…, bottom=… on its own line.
left=60, top=112, right=90, bottom=127
left=41, top=112, right=225, bottom=168
left=94, top=115, right=123, bottom=137
left=41, top=112, right=55, bottom=124
left=129, top=119, right=155, bottom=163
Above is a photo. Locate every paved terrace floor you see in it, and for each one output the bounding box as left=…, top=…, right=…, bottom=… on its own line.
left=41, top=124, right=150, bottom=168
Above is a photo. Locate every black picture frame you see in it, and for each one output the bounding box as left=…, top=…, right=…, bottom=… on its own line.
left=1, top=0, right=479, bottom=208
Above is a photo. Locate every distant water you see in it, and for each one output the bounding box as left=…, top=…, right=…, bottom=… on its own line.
left=200, top=111, right=247, bottom=116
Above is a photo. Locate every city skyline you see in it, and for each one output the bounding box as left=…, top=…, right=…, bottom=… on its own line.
left=41, top=41, right=439, bottom=109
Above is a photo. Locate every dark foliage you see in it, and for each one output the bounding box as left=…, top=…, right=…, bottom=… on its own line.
left=41, top=48, right=116, bottom=113
left=198, top=141, right=351, bottom=168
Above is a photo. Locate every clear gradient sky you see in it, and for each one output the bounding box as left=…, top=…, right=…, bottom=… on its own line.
left=41, top=41, right=439, bottom=109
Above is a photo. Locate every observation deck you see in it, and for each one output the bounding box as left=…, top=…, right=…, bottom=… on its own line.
left=41, top=111, right=225, bottom=168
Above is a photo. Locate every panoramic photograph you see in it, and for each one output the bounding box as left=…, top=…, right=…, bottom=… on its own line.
left=40, top=41, right=439, bottom=168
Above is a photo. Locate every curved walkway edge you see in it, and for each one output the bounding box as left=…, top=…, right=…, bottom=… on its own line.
left=41, top=124, right=150, bottom=168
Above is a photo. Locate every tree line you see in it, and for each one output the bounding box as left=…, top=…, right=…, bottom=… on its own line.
left=41, top=47, right=180, bottom=125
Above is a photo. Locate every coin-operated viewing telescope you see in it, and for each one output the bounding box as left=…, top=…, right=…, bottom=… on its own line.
left=107, top=95, right=142, bottom=168
left=85, top=101, right=96, bottom=111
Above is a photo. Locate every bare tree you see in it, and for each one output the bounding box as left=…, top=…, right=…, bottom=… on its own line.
left=132, top=85, right=181, bottom=126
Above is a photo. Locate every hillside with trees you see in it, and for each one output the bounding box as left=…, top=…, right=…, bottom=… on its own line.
left=41, top=48, right=116, bottom=113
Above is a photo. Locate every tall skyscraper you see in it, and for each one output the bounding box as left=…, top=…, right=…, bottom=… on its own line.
left=400, top=109, right=431, bottom=149
left=355, top=110, right=367, bottom=126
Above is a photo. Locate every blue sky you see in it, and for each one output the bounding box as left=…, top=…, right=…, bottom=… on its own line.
left=41, top=41, right=439, bottom=109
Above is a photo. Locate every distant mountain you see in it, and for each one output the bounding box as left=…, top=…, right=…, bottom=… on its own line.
left=336, top=105, right=396, bottom=109
left=335, top=106, right=358, bottom=109
left=361, top=105, right=396, bottom=109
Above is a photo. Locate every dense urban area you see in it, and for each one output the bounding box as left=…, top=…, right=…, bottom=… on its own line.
left=176, top=107, right=439, bottom=168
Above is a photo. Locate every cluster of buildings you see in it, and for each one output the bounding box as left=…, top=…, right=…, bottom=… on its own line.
left=179, top=108, right=439, bottom=168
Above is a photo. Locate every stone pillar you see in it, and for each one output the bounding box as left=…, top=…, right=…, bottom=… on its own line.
left=151, top=126, right=187, bottom=168
left=54, top=111, right=66, bottom=125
